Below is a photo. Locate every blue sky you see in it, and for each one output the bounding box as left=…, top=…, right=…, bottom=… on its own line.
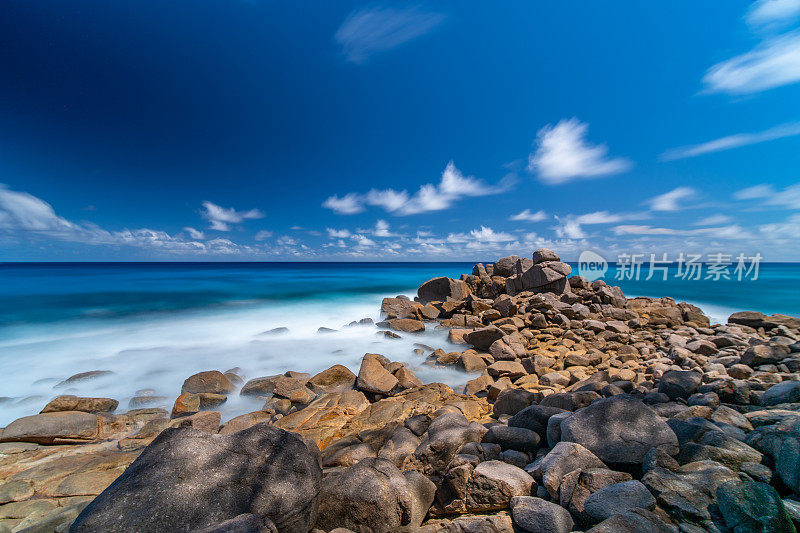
left=1, top=0, right=800, bottom=261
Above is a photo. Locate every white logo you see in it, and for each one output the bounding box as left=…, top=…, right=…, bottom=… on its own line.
left=578, top=250, right=607, bottom=281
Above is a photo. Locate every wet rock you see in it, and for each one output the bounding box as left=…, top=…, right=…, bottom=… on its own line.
left=315, top=458, right=435, bottom=533
left=510, top=495, right=573, bottom=533
left=40, top=396, right=118, bottom=414
left=70, top=423, right=321, bottom=533
left=55, top=370, right=113, bottom=388
left=559, top=395, right=679, bottom=464
left=171, top=392, right=200, bottom=418
left=388, top=318, right=425, bottom=333
left=181, top=371, right=236, bottom=395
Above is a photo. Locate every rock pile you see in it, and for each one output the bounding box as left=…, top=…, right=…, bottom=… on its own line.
left=0, top=247, right=799, bottom=532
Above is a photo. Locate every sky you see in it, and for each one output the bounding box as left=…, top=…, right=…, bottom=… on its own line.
left=1, top=0, right=800, bottom=261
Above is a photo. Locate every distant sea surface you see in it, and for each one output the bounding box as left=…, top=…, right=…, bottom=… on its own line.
left=0, top=261, right=797, bottom=426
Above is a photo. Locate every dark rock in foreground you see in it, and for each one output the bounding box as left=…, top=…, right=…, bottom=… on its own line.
left=69, top=423, right=321, bottom=533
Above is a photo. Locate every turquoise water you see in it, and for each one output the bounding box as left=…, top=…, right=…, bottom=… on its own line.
left=0, top=262, right=797, bottom=426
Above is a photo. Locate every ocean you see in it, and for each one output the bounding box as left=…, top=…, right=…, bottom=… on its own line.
left=0, top=261, right=797, bottom=427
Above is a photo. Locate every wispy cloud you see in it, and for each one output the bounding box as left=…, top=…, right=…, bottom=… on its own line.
left=735, top=182, right=800, bottom=208
left=334, top=6, right=445, bottom=64
left=747, top=0, right=800, bottom=31
left=322, top=161, right=514, bottom=216
left=693, top=214, right=734, bottom=226
left=552, top=210, right=647, bottom=239
left=703, top=30, right=800, bottom=94
left=646, top=187, right=697, bottom=211
left=528, top=118, right=632, bottom=185
left=509, top=209, right=548, bottom=222
left=613, top=224, right=753, bottom=239
left=201, top=201, right=264, bottom=231
left=183, top=227, right=206, bottom=239
left=661, top=122, right=800, bottom=160
left=254, top=230, right=273, bottom=241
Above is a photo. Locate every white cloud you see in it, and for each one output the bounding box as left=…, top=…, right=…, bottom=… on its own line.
left=734, top=184, right=775, bottom=200
left=351, top=234, right=376, bottom=247
left=276, top=236, right=298, bottom=246
left=613, top=224, right=753, bottom=239
left=703, top=30, right=800, bottom=94
left=694, top=214, right=734, bottom=226
left=321, top=193, right=364, bottom=215
left=509, top=209, right=548, bottom=222
left=552, top=210, right=648, bottom=240
left=734, top=182, right=800, bottom=208
left=554, top=218, right=586, bottom=239
left=334, top=7, right=445, bottom=64
left=183, top=227, right=206, bottom=239
left=446, top=226, right=515, bottom=246
left=747, top=0, right=800, bottom=31
left=661, top=122, right=800, bottom=160
left=372, top=219, right=396, bottom=237
left=647, top=187, right=697, bottom=211
left=365, top=189, right=409, bottom=212
left=326, top=228, right=352, bottom=238
left=324, top=162, right=513, bottom=216
left=528, top=118, right=633, bottom=184
left=201, top=201, right=264, bottom=231
left=254, top=230, right=273, bottom=241
left=0, top=185, right=249, bottom=255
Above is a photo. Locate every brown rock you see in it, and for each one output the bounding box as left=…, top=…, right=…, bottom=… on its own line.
left=40, top=395, right=118, bottom=414
left=418, top=277, right=471, bottom=304
left=0, top=411, right=102, bottom=445
left=181, top=371, right=236, bottom=395
left=387, top=318, right=426, bottom=333
left=171, top=392, right=200, bottom=418
left=356, top=354, right=399, bottom=395
left=308, top=365, right=357, bottom=394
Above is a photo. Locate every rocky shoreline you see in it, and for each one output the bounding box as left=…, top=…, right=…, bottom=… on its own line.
left=2, top=248, right=800, bottom=532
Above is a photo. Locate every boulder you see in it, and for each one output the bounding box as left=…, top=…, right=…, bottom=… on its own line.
left=465, top=461, right=535, bottom=512
left=182, top=371, right=236, bottom=395
left=464, top=326, right=505, bottom=351
left=307, top=365, right=356, bottom=394
left=586, top=508, right=678, bottom=533
left=192, top=514, right=276, bottom=533
left=417, top=277, right=471, bottom=304
left=69, top=423, right=321, bottom=533
left=716, top=480, right=796, bottom=533
left=356, top=354, right=399, bottom=395
left=657, top=370, right=702, bottom=400
left=494, top=255, right=522, bottom=277
left=532, top=248, right=560, bottom=264
left=381, top=297, right=422, bottom=319
left=559, top=395, right=679, bottom=464
left=510, top=496, right=573, bottom=533
left=0, top=411, right=102, bottom=444
left=387, top=318, right=425, bottom=333
left=40, top=395, right=118, bottom=414
left=410, top=412, right=487, bottom=475
left=483, top=425, right=540, bottom=453
left=762, top=381, right=800, bottom=407
left=583, top=480, right=656, bottom=524
left=528, top=441, right=605, bottom=499
left=315, top=458, right=435, bottom=533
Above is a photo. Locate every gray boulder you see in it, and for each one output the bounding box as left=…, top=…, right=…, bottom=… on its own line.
left=69, top=423, right=321, bottom=533
left=583, top=480, right=656, bottom=524
left=528, top=441, right=605, bottom=499
left=411, top=412, right=487, bottom=474
left=762, top=381, right=800, bottom=407
left=465, top=460, right=534, bottom=512
left=511, top=496, right=573, bottom=533
left=315, top=458, right=435, bottom=533
left=586, top=508, right=678, bottom=533
left=559, top=395, right=678, bottom=464
left=658, top=370, right=702, bottom=400
left=464, top=326, right=505, bottom=351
